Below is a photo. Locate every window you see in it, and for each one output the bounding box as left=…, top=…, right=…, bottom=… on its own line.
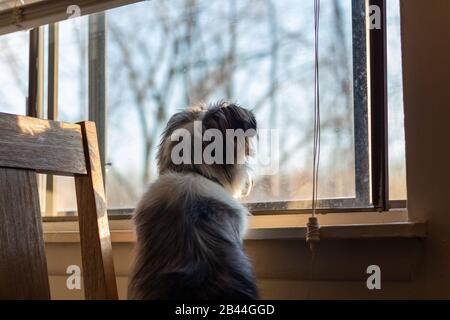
left=106, top=0, right=360, bottom=212
left=387, top=0, right=407, bottom=202
left=0, top=0, right=407, bottom=217
left=44, top=15, right=90, bottom=215
left=0, top=30, right=28, bottom=115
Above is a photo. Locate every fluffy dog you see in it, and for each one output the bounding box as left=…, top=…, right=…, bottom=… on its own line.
left=128, top=102, right=258, bottom=300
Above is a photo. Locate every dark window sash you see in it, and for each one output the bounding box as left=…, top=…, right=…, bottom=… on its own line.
left=88, top=12, right=107, bottom=185
left=369, top=0, right=390, bottom=211
left=352, top=0, right=371, bottom=207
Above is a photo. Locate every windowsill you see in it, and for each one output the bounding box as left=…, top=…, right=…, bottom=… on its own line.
left=42, top=209, right=426, bottom=243
left=246, top=222, right=426, bottom=240
left=43, top=222, right=426, bottom=243
left=43, top=210, right=426, bottom=282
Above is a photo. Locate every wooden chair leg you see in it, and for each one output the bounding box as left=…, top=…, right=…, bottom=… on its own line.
left=0, top=168, right=50, bottom=299
left=75, top=122, right=118, bottom=300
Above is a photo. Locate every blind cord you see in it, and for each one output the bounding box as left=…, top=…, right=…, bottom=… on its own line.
left=306, top=0, right=321, bottom=258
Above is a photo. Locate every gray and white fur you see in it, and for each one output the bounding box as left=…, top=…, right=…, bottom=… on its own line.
left=128, top=102, right=258, bottom=300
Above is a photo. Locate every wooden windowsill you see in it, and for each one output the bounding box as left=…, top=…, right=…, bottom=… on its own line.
left=43, top=209, right=426, bottom=243
left=43, top=214, right=426, bottom=281
left=43, top=220, right=426, bottom=243
left=246, top=222, right=426, bottom=240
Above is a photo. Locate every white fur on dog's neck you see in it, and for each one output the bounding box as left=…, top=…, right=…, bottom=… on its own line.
left=156, top=171, right=250, bottom=239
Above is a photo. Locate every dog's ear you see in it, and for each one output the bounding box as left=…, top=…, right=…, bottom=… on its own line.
left=203, top=102, right=257, bottom=133
left=222, top=103, right=257, bottom=132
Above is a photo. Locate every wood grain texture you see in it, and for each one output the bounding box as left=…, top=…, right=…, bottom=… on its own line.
left=246, top=222, right=427, bottom=240
left=42, top=222, right=426, bottom=244
left=75, top=121, right=118, bottom=300
left=0, top=0, right=144, bottom=36
left=0, top=168, right=50, bottom=299
left=0, top=112, right=87, bottom=175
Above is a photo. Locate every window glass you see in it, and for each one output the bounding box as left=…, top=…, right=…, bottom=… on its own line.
left=387, top=0, right=407, bottom=201
left=105, top=0, right=356, bottom=210
left=58, top=16, right=89, bottom=123
left=0, top=31, right=28, bottom=115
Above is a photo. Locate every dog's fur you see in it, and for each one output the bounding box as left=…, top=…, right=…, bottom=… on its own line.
left=128, top=102, right=259, bottom=300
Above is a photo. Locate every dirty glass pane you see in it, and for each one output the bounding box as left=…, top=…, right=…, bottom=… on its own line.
left=387, top=0, right=407, bottom=201
left=0, top=31, right=28, bottom=115
left=105, top=0, right=356, bottom=210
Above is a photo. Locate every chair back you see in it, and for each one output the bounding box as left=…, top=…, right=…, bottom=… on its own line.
left=0, top=112, right=118, bottom=299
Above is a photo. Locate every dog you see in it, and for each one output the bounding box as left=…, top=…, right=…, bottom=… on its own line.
left=128, top=102, right=259, bottom=300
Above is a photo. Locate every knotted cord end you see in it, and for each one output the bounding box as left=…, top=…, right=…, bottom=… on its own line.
left=306, top=216, right=320, bottom=252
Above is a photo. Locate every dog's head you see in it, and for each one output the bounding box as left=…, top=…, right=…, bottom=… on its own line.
left=157, top=101, right=257, bottom=197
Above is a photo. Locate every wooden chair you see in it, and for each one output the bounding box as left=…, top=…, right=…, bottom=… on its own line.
left=0, top=112, right=118, bottom=300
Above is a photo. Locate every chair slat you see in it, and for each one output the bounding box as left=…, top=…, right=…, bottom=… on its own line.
left=0, top=112, right=87, bottom=175
left=75, top=122, right=118, bottom=300
left=0, top=168, right=50, bottom=299
left=0, top=114, right=117, bottom=299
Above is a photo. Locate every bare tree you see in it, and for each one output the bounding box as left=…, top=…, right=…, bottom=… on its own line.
left=105, top=0, right=355, bottom=201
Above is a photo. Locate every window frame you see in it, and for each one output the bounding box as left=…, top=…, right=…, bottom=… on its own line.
left=242, top=0, right=406, bottom=214
left=21, top=0, right=406, bottom=218
left=0, top=0, right=142, bottom=35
